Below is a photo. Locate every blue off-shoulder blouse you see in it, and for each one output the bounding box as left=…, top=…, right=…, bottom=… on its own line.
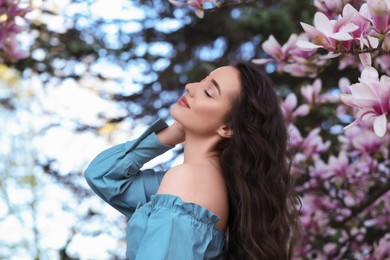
left=84, top=119, right=226, bottom=259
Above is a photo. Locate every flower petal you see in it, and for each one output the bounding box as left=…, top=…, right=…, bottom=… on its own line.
left=313, top=12, right=333, bottom=36
left=350, top=82, right=377, bottom=100
left=262, top=35, right=281, bottom=57
left=296, top=40, right=323, bottom=51
left=382, top=31, right=390, bottom=51
left=344, top=119, right=360, bottom=130
left=194, top=8, right=204, bottom=18
left=293, top=104, right=310, bottom=117
left=360, top=66, right=379, bottom=81
left=252, top=58, right=272, bottom=65
left=313, top=78, right=322, bottom=95
left=373, top=113, right=388, bottom=137
left=300, top=22, right=322, bottom=38
left=284, top=93, right=297, bottom=110
left=368, top=36, right=379, bottom=48
left=281, top=34, right=298, bottom=53
left=340, top=23, right=360, bottom=33
left=359, top=53, right=372, bottom=67
left=339, top=78, right=351, bottom=93
left=379, top=75, right=390, bottom=112
left=330, top=31, right=354, bottom=41
left=339, top=93, right=356, bottom=107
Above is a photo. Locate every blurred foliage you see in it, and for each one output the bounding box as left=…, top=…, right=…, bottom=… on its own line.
left=15, top=0, right=323, bottom=117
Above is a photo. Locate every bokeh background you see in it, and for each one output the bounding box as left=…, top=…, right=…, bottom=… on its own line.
left=1, top=0, right=390, bottom=259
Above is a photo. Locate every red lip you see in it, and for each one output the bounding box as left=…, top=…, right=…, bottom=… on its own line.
left=178, top=96, right=190, bottom=108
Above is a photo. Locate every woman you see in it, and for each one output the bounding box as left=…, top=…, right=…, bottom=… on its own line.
left=84, top=62, right=301, bottom=259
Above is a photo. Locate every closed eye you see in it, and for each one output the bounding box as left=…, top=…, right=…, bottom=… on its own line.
left=204, top=90, right=212, bottom=98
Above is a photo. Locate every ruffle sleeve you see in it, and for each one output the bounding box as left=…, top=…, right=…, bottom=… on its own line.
left=84, top=119, right=173, bottom=218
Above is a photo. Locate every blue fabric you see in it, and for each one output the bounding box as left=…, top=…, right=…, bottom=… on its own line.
left=84, top=119, right=226, bottom=259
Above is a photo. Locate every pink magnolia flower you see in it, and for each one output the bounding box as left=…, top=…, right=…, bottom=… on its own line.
left=367, top=0, right=390, bottom=33
left=300, top=194, right=338, bottom=233
left=297, top=4, right=371, bottom=52
left=314, top=0, right=344, bottom=18
left=253, top=33, right=328, bottom=78
left=352, top=127, right=389, bottom=155
left=375, top=53, right=390, bottom=75
left=340, top=120, right=390, bottom=159
left=339, top=77, right=352, bottom=94
left=288, top=124, right=302, bottom=148
left=327, top=151, right=350, bottom=178
left=340, top=66, right=390, bottom=137
left=282, top=92, right=310, bottom=122
left=343, top=4, right=379, bottom=50
left=297, top=10, right=358, bottom=51
left=253, top=34, right=299, bottom=65
left=301, top=78, right=328, bottom=105
left=338, top=54, right=359, bottom=70
left=371, top=233, right=390, bottom=258
left=303, top=128, right=331, bottom=156
left=282, top=53, right=328, bottom=78
left=169, top=0, right=217, bottom=18
left=342, top=4, right=371, bottom=39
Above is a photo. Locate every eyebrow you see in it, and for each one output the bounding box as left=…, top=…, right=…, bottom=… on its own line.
left=211, top=78, right=221, bottom=96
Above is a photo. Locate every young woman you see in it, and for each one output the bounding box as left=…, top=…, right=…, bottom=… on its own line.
left=84, top=62, right=301, bottom=259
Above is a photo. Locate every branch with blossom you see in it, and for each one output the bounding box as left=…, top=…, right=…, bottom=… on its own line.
left=252, top=33, right=332, bottom=78
left=253, top=1, right=390, bottom=78
left=169, top=0, right=390, bottom=257
left=293, top=119, right=390, bottom=258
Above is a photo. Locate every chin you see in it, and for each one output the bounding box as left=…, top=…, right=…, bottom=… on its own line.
left=170, top=104, right=181, bottom=121
left=170, top=105, right=188, bottom=127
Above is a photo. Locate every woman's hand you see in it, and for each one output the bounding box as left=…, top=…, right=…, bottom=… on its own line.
left=157, top=121, right=185, bottom=146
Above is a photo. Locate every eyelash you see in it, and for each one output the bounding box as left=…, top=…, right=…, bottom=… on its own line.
left=200, top=78, right=212, bottom=97
left=204, top=90, right=212, bottom=98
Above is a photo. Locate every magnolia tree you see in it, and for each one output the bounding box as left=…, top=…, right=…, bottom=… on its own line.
left=171, top=0, right=390, bottom=258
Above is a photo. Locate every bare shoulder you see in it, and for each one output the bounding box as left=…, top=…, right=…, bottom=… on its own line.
left=157, top=163, right=229, bottom=229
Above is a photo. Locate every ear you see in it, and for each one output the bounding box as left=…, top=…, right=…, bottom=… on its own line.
left=217, top=125, right=233, bottom=138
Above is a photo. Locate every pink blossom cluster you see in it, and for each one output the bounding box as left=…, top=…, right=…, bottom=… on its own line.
left=251, top=0, right=390, bottom=256
left=314, top=0, right=366, bottom=19
left=298, top=0, right=390, bottom=54
left=294, top=119, right=390, bottom=258
left=0, top=0, right=29, bottom=63
left=283, top=72, right=390, bottom=257
left=252, top=34, right=329, bottom=78
left=169, top=0, right=390, bottom=257
left=254, top=0, right=390, bottom=78
left=340, top=66, right=390, bottom=137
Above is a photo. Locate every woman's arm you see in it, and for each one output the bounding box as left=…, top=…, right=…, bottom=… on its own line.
left=84, top=119, right=181, bottom=218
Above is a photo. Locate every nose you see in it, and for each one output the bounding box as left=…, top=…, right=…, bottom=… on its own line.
left=185, top=83, right=195, bottom=97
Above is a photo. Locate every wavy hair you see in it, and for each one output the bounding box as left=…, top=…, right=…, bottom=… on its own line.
left=215, top=62, right=301, bottom=259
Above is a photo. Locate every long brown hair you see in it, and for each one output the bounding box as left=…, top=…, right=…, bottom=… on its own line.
left=216, top=62, right=301, bottom=259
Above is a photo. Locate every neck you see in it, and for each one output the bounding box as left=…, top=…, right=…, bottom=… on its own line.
left=182, top=132, right=221, bottom=165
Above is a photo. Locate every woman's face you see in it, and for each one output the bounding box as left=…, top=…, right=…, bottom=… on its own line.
left=171, top=66, right=241, bottom=137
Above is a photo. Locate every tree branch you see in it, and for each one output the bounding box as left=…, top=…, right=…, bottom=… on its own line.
left=331, top=181, right=390, bottom=228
